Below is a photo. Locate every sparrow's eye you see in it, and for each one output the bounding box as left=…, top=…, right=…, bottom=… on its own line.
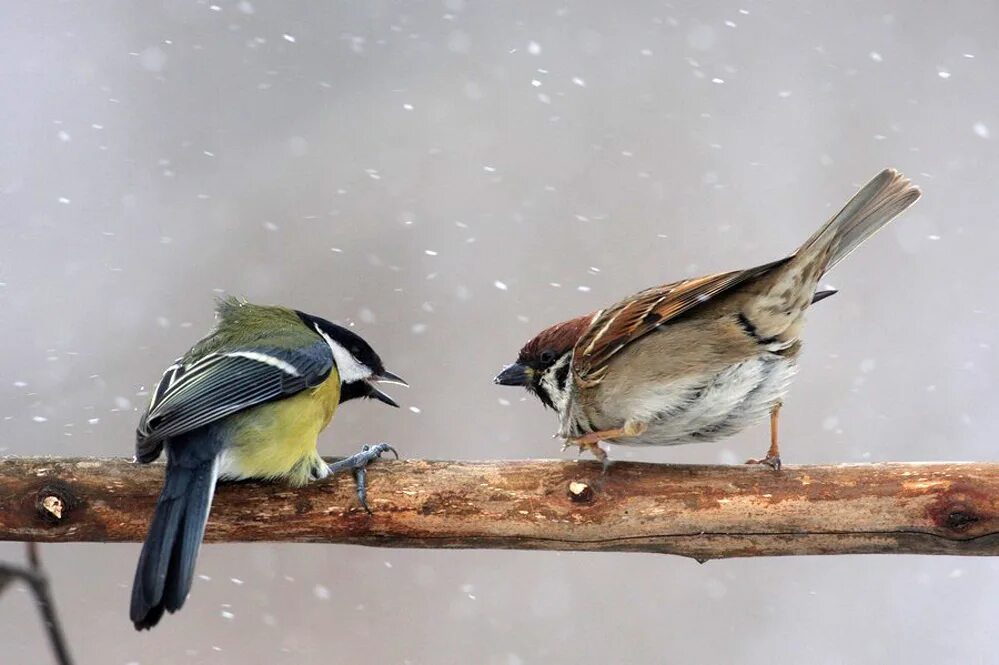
left=539, top=349, right=556, bottom=364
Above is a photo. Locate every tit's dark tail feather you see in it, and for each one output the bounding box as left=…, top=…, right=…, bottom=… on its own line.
left=130, top=442, right=218, bottom=630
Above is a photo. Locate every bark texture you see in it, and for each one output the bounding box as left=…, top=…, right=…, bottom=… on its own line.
left=1, top=457, right=997, bottom=559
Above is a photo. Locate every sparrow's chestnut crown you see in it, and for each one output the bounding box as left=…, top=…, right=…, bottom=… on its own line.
left=516, top=313, right=593, bottom=368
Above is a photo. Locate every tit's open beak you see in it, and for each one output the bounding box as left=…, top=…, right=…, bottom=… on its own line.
left=366, top=370, right=408, bottom=407
left=373, top=370, right=409, bottom=387
left=494, top=363, right=531, bottom=387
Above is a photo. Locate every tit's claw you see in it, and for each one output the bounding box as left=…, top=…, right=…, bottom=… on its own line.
left=353, top=467, right=370, bottom=513
left=327, top=443, right=398, bottom=512
left=376, top=443, right=399, bottom=460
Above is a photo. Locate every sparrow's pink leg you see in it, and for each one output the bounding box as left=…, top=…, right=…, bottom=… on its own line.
left=746, top=402, right=783, bottom=471
left=569, top=438, right=609, bottom=465
left=567, top=421, right=648, bottom=470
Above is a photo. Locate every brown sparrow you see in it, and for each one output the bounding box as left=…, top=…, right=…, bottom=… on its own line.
left=494, top=169, right=920, bottom=470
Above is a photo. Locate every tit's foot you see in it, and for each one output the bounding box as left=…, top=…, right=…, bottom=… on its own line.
left=745, top=454, right=782, bottom=471
left=327, top=443, right=398, bottom=513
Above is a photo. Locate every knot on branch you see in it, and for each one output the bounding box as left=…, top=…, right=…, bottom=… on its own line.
left=34, top=483, right=77, bottom=525
left=567, top=480, right=595, bottom=503
left=925, top=484, right=993, bottom=536
left=936, top=504, right=982, bottom=532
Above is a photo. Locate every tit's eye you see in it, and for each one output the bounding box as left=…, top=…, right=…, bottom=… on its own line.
left=539, top=349, right=556, bottom=364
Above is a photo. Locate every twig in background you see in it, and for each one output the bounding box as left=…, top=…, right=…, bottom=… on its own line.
left=0, top=543, right=73, bottom=665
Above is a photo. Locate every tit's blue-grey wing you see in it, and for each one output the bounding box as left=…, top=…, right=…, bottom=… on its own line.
left=135, top=339, right=333, bottom=462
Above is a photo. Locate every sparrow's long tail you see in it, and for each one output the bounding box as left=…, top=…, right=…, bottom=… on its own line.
left=740, top=169, right=919, bottom=343
left=130, top=436, right=219, bottom=630
left=795, top=167, right=921, bottom=275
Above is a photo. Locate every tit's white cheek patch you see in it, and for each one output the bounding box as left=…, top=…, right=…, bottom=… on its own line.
left=314, top=324, right=370, bottom=383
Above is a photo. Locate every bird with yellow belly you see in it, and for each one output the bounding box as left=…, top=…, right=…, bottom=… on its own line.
left=220, top=367, right=342, bottom=485
left=129, top=297, right=406, bottom=630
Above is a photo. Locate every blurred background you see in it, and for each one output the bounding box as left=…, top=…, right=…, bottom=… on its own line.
left=1, top=1, right=997, bottom=663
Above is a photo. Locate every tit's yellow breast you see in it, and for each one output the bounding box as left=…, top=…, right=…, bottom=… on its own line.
left=223, top=370, right=341, bottom=486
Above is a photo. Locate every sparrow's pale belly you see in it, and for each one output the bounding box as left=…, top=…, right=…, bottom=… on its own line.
left=609, top=353, right=797, bottom=447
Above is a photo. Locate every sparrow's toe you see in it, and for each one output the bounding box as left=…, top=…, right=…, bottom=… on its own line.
left=745, top=454, right=782, bottom=471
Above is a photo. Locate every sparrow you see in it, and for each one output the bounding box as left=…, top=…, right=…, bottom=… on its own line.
left=130, top=297, right=407, bottom=630
left=495, top=168, right=920, bottom=470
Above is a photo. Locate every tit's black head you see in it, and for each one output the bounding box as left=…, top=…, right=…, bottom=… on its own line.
left=298, top=312, right=386, bottom=378
left=296, top=311, right=407, bottom=407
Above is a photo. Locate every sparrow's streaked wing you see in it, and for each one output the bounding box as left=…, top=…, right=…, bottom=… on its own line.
left=571, top=258, right=789, bottom=387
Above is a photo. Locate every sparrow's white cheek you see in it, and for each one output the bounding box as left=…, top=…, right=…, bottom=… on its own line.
left=540, top=355, right=572, bottom=414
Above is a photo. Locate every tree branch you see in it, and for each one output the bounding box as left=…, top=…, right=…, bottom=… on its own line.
left=1, top=457, right=997, bottom=559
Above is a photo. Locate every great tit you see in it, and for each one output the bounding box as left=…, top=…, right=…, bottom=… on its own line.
left=129, top=297, right=406, bottom=630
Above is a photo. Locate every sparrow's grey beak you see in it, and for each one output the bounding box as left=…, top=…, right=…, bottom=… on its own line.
left=494, top=363, right=530, bottom=387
